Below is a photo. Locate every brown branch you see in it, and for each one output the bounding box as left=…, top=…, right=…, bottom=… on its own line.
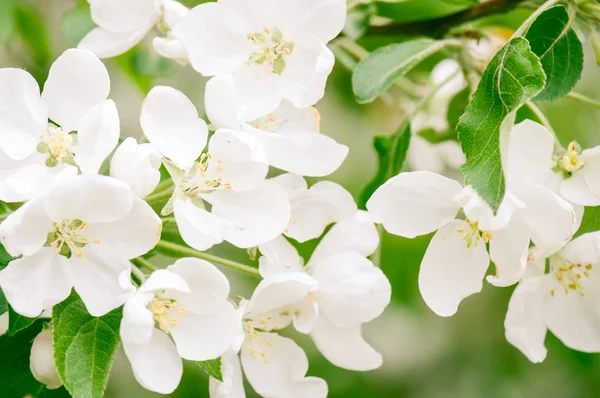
left=368, top=0, right=528, bottom=38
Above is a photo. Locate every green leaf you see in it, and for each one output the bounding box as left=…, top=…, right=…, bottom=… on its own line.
left=62, top=3, right=95, bottom=48
left=353, top=39, right=450, bottom=103
left=344, top=3, right=376, bottom=40
left=525, top=5, right=583, bottom=102
left=13, top=3, right=51, bottom=68
left=573, top=207, right=600, bottom=239
left=375, top=0, right=476, bottom=23
left=359, top=124, right=411, bottom=208
left=457, top=37, right=545, bottom=212
left=53, top=291, right=123, bottom=398
left=197, top=358, right=223, bottom=382
left=0, top=0, right=16, bottom=46
left=8, top=305, right=37, bottom=336
left=0, top=243, right=14, bottom=316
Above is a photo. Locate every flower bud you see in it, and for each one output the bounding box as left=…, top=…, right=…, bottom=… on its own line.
left=30, top=327, right=62, bottom=390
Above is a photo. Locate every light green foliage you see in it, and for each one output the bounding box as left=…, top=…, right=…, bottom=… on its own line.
left=8, top=305, right=37, bottom=336
left=573, top=207, right=600, bottom=239
left=344, top=3, right=376, bottom=39
left=197, top=358, right=224, bottom=382
left=457, top=37, right=545, bottom=212
left=525, top=5, right=583, bottom=102
left=0, top=243, right=13, bottom=316
left=53, top=292, right=123, bottom=398
left=353, top=39, right=449, bottom=103
left=374, top=0, right=477, bottom=23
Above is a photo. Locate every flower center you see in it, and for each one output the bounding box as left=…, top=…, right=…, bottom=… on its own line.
left=249, top=113, right=283, bottom=133
left=556, top=142, right=584, bottom=175
left=246, top=26, right=294, bottom=74
left=37, top=124, right=78, bottom=168
left=243, top=320, right=277, bottom=364
left=148, top=296, right=188, bottom=333
left=179, top=153, right=231, bottom=197
left=45, top=218, right=99, bottom=258
left=455, top=219, right=493, bottom=248
left=549, top=256, right=593, bottom=297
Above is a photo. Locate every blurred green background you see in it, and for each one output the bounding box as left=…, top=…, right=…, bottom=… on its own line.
left=2, top=0, right=600, bottom=397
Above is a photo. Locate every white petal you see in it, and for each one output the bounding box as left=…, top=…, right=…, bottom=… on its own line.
left=258, top=235, right=304, bottom=277
left=241, top=333, right=326, bottom=398
left=140, top=86, right=208, bottom=169
left=74, top=99, right=120, bottom=173
left=282, top=180, right=356, bottom=242
left=279, top=35, right=334, bottom=108
left=560, top=171, right=600, bottom=206
left=436, top=140, right=466, bottom=170
left=162, top=0, right=189, bottom=27
left=122, top=329, right=183, bottom=394
left=504, top=276, right=547, bottom=363
left=582, top=146, right=600, bottom=198
left=139, top=269, right=191, bottom=294
left=209, top=181, right=291, bottom=248
left=270, top=172, right=308, bottom=197
left=560, top=231, right=600, bottom=266
left=312, top=252, right=390, bottom=326
left=231, top=65, right=283, bottom=115
left=366, top=171, right=462, bottom=238
left=209, top=351, right=245, bottom=398
left=204, top=75, right=245, bottom=129
left=110, top=138, right=161, bottom=198
left=121, top=291, right=156, bottom=345
left=174, top=3, right=251, bottom=76
left=513, top=184, right=575, bottom=254
left=170, top=301, right=240, bottom=361
left=0, top=198, right=53, bottom=257
left=78, top=27, right=148, bottom=58
left=454, top=186, right=524, bottom=231
left=487, top=219, right=530, bottom=287
left=310, top=211, right=379, bottom=264
left=70, top=247, right=134, bottom=316
left=44, top=174, right=134, bottom=223
left=89, top=0, right=160, bottom=33
left=173, top=199, right=231, bottom=251
left=0, top=248, right=72, bottom=317
left=311, top=315, right=382, bottom=371
left=30, top=327, right=63, bottom=389
left=281, top=0, right=346, bottom=43
left=42, top=49, right=110, bottom=132
left=86, top=197, right=161, bottom=259
left=4, top=162, right=78, bottom=202
left=152, top=37, right=188, bottom=64
left=0, top=68, right=47, bottom=160
left=406, top=135, right=445, bottom=174
left=418, top=220, right=490, bottom=317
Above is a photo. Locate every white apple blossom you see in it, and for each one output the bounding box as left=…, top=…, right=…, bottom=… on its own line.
left=270, top=173, right=356, bottom=242
left=0, top=174, right=161, bottom=317
left=121, top=258, right=239, bottom=394
left=507, top=120, right=600, bottom=207
left=505, top=232, right=600, bottom=362
left=210, top=274, right=328, bottom=398
left=366, top=171, right=575, bottom=317
left=110, top=137, right=162, bottom=198
left=174, top=0, right=346, bottom=109
left=205, top=76, right=348, bottom=176
left=0, top=49, right=119, bottom=202
left=140, top=86, right=290, bottom=251
left=79, top=0, right=189, bottom=63
left=30, top=326, right=62, bottom=390
left=406, top=136, right=465, bottom=176
left=257, top=211, right=391, bottom=371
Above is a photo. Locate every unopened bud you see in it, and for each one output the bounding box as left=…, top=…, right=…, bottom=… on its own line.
left=30, top=327, right=62, bottom=390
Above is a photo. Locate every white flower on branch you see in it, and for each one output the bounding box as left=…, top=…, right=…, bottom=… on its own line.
left=140, top=86, right=290, bottom=250
left=205, top=76, right=348, bottom=176
left=367, top=171, right=575, bottom=316
left=121, top=258, right=239, bottom=394
left=258, top=211, right=391, bottom=371
left=174, top=0, right=347, bottom=109
left=0, top=174, right=161, bottom=317
left=110, top=137, right=162, bottom=198
left=0, top=49, right=119, bottom=202
left=79, top=0, right=189, bottom=63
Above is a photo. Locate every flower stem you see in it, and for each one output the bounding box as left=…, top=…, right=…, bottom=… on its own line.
left=155, top=240, right=261, bottom=278
left=566, top=92, right=600, bottom=109
left=145, top=188, right=174, bottom=205
left=130, top=263, right=147, bottom=282
left=131, top=256, right=158, bottom=272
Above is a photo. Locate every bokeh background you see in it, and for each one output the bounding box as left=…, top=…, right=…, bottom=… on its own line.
left=2, top=0, right=600, bottom=397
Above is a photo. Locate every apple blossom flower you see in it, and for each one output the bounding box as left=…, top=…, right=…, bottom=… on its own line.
left=257, top=211, right=391, bottom=371
left=0, top=174, right=161, bottom=317
left=121, top=258, right=239, bottom=394
left=174, top=0, right=347, bottom=109
left=366, top=171, right=575, bottom=316
left=30, top=326, right=62, bottom=390
left=110, top=137, right=162, bottom=198
left=79, top=0, right=189, bottom=63
left=507, top=119, right=600, bottom=207
left=209, top=274, right=328, bottom=398
left=270, top=173, right=356, bottom=242
left=140, top=86, right=290, bottom=251
left=0, top=49, right=119, bottom=202
left=205, top=76, right=348, bottom=176
left=406, top=136, right=465, bottom=176
left=505, top=232, right=600, bottom=362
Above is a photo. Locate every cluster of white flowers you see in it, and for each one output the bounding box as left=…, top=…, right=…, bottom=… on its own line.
left=0, top=0, right=396, bottom=396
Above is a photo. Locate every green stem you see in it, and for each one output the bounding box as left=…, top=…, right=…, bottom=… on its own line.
left=567, top=92, right=600, bottom=109
left=155, top=240, right=261, bottom=278
left=131, top=256, right=158, bottom=272
left=130, top=263, right=147, bottom=282
left=145, top=188, right=174, bottom=205
left=153, top=178, right=174, bottom=194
